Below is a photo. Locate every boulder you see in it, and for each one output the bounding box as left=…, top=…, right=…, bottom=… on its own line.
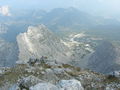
left=57, top=79, right=84, bottom=90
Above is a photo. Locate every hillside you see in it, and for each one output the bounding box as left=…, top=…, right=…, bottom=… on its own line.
left=88, top=41, right=120, bottom=74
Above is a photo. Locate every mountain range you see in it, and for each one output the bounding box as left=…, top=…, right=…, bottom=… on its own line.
left=1, top=7, right=120, bottom=42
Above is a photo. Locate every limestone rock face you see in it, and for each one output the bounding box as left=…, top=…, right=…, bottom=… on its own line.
left=17, top=24, right=70, bottom=63
left=88, top=41, right=120, bottom=74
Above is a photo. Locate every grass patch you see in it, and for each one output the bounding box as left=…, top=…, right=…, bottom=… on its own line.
left=103, top=75, right=120, bottom=83
left=62, top=64, right=81, bottom=71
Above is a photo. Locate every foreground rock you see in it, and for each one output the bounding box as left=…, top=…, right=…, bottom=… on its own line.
left=17, top=75, right=42, bottom=89
left=30, top=83, right=59, bottom=90
left=58, top=79, right=84, bottom=90
left=0, top=60, right=120, bottom=90
left=11, top=77, right=84, bottom=90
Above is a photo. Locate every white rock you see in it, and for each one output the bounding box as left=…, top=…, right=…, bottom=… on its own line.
left=106, top=83, right=120, bottom=90
left=9, top=84, right=19, bottom=90
left=30, top=83, right=59, bottom=90
left=106, top=87, right=114, bottom=90
left=57, top=79, right=84, bottom=90
left=0, top=69, right=4, bottom=74
left=113, top=71, right=120, bottom=77
left=53, top=68, right=64, bottom=74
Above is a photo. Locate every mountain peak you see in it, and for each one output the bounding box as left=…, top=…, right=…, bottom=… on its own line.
left=27, top=24, right=49, bottom=35
left=17, top=25, right=70, bottom=63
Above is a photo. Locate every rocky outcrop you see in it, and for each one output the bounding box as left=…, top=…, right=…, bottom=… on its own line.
left=17, top=24, right=71, bottom=63
left=11, top=76, right=84, bottom=90
left=87, top=41, right=120, bottom=74
left=17, top=75, right=42, bottom=89
left=57, top=79, right=84, bottom=90
left=30, top=79, right=84, bottom=90
left=0, top=60, right=120, bottom=90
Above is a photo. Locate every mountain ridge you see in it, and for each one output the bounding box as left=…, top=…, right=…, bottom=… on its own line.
left=17, top=24, right=71, bottom=63
left=88, top=41, right=120, bottom=74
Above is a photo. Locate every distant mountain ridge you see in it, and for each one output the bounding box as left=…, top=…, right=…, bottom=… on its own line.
left=1, top=7, right=120, bottom=42
left=0, top=38, right=18, bottom=67
left=88, top=41, right=120, bottom=74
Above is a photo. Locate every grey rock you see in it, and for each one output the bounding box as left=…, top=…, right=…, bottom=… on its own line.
left=17, top=75, right=42, bottom=89
left=57, top=79, right=84, bottom=90
left=17, top=24, right=70, bottom=63
left=30, top=83, right=59, bottom=90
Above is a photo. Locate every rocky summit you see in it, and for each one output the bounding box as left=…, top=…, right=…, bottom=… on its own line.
left=0, top=58, right=120, bottom=90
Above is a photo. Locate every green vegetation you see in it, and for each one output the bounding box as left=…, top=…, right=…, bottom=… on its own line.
left=104, top=75, right=120, bottom=83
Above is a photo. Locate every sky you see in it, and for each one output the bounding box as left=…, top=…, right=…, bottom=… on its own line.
left=0, top=0, right=120, bottom=19
left=0, top=5, right=11, bottom=16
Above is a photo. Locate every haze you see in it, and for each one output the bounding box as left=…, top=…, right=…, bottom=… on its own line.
left=0, top=0, right=120, bottom=19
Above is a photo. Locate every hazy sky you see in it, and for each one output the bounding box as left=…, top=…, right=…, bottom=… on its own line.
left=0, top=0, right=120, bottom=18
